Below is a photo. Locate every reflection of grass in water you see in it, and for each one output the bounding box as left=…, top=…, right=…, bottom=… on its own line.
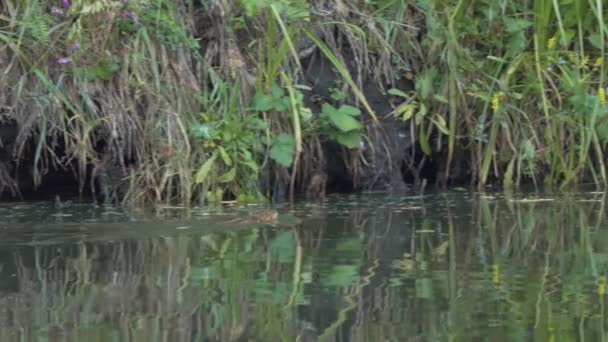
left=1, top=194, right=608, bottom=340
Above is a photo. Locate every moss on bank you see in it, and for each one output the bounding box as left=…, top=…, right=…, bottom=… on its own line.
left=0, top=0, right=607, bottom=205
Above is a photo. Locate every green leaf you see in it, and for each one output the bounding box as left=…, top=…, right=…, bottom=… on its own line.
left=248, top=118, right=268, bottom=130
left=329, top=110, right=362, bottom=132
left=270, top=133, right=295, bottom=167
left=252, top=94, right=274, bottom=111
left=433, top=95, right=449, bottom=104
left=335, top=131, right=361, bottom=149
left=392, top=103, right=417, bottom=121
left=503, top=18, right=532, bottom=33
left=417, top=67, right=437, bottom=100
left=195, top=151, right=218, bottom=184
left=419, top=131, right=431, bottom=155
left=240, top=159, right=259, bottom=172
left=271, top=83, right=285, bottom=98
left=339, top=105, right=361, bottom=116
left=218, top=167, right=236, bottom=183
left=589, top=33, right=603, bottom=50
left=388, top=88, right=409, bottom=98
left=217, top=146, right=232, bottom=166
left=431, top=114, right=449, bottom=135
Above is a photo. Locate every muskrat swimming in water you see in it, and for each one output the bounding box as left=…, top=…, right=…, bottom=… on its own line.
left=225, top=209, right=279, bottom=224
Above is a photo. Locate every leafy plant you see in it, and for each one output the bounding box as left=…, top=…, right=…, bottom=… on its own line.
left=319, top=103, right=364, bottom=149
left=191, top=113, right=267, bottom=202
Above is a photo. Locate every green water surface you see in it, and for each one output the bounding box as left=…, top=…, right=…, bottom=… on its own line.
left=0, top=191, right=606, bottom=341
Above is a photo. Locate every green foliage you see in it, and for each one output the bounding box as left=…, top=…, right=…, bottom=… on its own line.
left=138, top=0, right=198, bottom=50
left=319, top=104, right=364, bottom=149
left=21, top=1, right=53, bottom=47
left=74, top=59, right=121, bottom=81
left=252, top=83, right=291, bottom=112
left=269, top=133, right=296, bottom=167
left=191, top=113, right=267, bottom=201
left=237, top=0, right=309, bottom=20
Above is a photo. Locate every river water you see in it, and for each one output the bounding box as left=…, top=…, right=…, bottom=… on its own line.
left=0, top=191, right=606, bottom=341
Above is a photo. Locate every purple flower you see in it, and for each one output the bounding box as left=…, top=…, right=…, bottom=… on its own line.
left=60, top=0, right=70, bottom=9
left=120, top=0, right=128, bottom=3
left=70, top=43, right=80, bottom=53
left=50, top=7, right=63, bottom=16
left=121, top=11, right=139, bottom=24
left=56, top=57, right=72, bottom=65
left=128, top=12, right=139, bottom=24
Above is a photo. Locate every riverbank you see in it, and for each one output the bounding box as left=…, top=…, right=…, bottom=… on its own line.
left=1, top=0, right=607, bottom=204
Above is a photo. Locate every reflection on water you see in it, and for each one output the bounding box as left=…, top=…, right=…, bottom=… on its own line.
left=0, top=191, right=607, bottom=341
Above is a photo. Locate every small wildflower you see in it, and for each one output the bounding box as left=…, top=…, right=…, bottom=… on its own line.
left=50, top=7, right=63, bottom=16
left=56, top=57, right=72, bottom=65
left=491, top=92, right=505, bottom=113
left=566, top=51, right=579, bottom=64
left=581, top=55, right=590, bottom=69
left=128, top=12, right=139, bottom=24
left=60, top=0, right=70, bottom=9
left=120, top=0, right=129, bottom=3
left=595, top=57, right=603, bottom=68
left=599, top=87, right=606, bottom=106
left=547, top=37, right=557, bottom=50
left=598, top=275, right=606, bottom=295
left=121, top=11, right=139, bottom=24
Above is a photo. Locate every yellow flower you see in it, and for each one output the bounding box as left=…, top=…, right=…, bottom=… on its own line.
left=599, top=87, right=606, bottom=106
left=598, top=275, right=606, bottom=295
left=595, top=57, right=603, bottom=68
left=582, top=55, right=590, bottom=70
left=491, top=92, right=505, bottom=113
left=547, top=37, right=557, bottom=50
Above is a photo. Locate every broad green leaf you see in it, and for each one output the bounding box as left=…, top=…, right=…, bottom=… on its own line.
left=248, top=118, right=268, bottom=130
left=219, top=167, right=236, bottom=183
left=270, top=133, right=295, bottom=167
left=589, top=33, right=603, bottom=50
left=252, top=94, right=274, bottom=111
left=271, top=83, right=285, bottom=98
left=339, top=105, right=361, bottom=116
left=388, top=88, right=409, bottom=98
left=510, top=32, right=530, bottom=55
left=335, top=131, right=361, bottom=149
left=503, top=18, right=532, bottom=33
left=392, top=102, right=417, bottom=121
left=195, top=151, right=218, bottom=184
left=217, top=146, right=232, bottom=166
left=329, top=110, right=362, bottom=132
